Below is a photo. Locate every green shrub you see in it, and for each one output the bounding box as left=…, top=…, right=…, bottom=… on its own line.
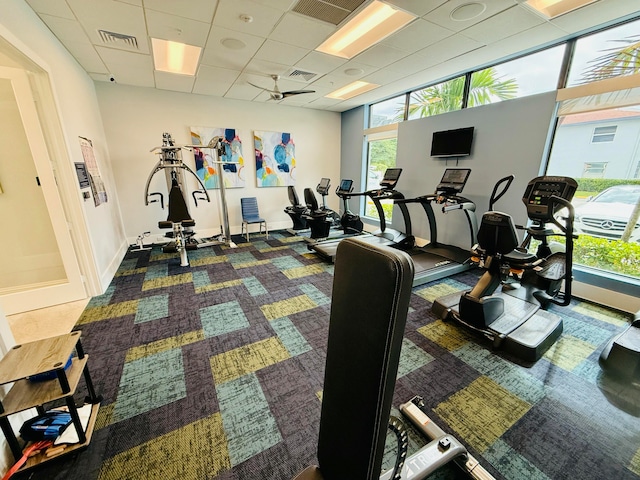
left=573, top=235, right=640, bottom=277
left=575, top=177, right=640, bottom=193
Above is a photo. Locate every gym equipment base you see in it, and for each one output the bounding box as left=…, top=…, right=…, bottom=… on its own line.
left=433, top=290, right=563, bottom=362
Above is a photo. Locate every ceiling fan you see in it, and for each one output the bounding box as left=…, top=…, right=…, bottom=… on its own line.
left=248, top=74, right=315, bottom=100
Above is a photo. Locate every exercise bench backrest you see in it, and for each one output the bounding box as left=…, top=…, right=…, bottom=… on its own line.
left=316, top=237, right=414, bottom=479
left=166, top=178, right=193, bottom=224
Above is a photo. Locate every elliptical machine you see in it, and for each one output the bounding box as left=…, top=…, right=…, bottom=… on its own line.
left=433, top=175, right=578, bottom=362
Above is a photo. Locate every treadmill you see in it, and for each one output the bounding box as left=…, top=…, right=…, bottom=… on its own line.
left=398, top=169, right=513, bottom=287
left=309, top=168, right=414, bottom=262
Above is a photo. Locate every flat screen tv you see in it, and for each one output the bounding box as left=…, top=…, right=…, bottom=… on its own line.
left=430, top=127, right=474, bottom=158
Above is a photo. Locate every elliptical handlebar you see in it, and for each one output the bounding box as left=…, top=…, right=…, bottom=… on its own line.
left=547, top=195, right=575, bottom=307
left=489, top=175, right=514, bottom=211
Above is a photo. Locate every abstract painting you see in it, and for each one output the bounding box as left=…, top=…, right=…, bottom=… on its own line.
left=254, top=131, right=296, bottom=187
left=189, top=127, right=245, bottom=189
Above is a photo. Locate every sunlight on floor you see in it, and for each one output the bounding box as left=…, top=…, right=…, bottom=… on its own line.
left=6, top=299, right=89, bottom=344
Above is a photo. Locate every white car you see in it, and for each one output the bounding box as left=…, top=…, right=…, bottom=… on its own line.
left=574, top=185, right=640, bottom=242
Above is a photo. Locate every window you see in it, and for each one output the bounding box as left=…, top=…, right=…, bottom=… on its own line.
left=582, top=162, right=607, bottom=177
left=369, top=95, right=406, bottom=127
left=567, top=18, right=640, bottom=87
left=407, top=76, right=465, bottom=120
left=591, top=126, right=617, bottom=142
left=364, top=129, right=397, bottom=221
left=468, top=46, right=565, bottom=108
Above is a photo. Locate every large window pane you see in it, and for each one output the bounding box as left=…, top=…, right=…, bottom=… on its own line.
left=365, top=137, right=397, bottom=221
left=468, top=46, right=565, bottom=108
left=567, top=18, right=640, bottom=87
left=407, top=76, right=465, bottom=120
left=546, top=107, right=640, bottom=280
left=369, top=95, right=405, bottom=127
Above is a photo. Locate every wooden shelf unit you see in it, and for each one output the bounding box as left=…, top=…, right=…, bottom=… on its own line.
left=0, top=331, right=101, bottom=473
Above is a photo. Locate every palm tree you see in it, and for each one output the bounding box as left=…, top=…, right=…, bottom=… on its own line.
left=578, top=34, right=640, bottom=83
left=397, top=68, right=517, bottom=120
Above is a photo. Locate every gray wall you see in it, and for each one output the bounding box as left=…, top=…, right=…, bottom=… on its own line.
left=339, top=106, right=365, bottom=214
left=340, top=91, right=558, bottom=249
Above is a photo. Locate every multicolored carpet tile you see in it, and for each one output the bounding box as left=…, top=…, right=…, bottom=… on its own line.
left=25, top=232, right=640, bottom=480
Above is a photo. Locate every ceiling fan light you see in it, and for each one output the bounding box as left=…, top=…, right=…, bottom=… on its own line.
left=326, top=80, right=380, bottom=100
left=523, top=0, right=597, bottom=18
left=152, top=38, right=201, bottom=75
left=316, top=0, right=416, bottom=59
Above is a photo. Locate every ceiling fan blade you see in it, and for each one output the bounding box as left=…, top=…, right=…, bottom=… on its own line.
left=248, top=81, right=275, bottom=94
left=282, top=90, right=316, bottom=98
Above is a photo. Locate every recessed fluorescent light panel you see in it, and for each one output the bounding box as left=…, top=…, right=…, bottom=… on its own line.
left=151, top=38, right=202, bottom=75
left=326, top=81, right=380, bottom=100
left=316, top=0, right=416, bottom=59
left=524, top=0, right=597, bottom=18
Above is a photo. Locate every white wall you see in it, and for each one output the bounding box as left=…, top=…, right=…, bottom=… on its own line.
left=95, top=83, right=342, bottom=241
left=0, top=0, right=127, bottom=294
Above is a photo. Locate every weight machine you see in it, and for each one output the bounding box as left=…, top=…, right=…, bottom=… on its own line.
left=144, top=133, right=236, bottom=266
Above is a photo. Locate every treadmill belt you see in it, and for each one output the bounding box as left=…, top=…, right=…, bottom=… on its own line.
left=409, top=251, right=454, bottom=274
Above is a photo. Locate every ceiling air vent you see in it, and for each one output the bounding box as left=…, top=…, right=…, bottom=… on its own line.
left=286, top=69, right=319, bottom=82
left=98, top=30, right=139, bottom=49
left=293, top=0, right=366, bottom=25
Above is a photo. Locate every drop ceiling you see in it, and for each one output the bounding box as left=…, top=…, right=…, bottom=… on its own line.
left=24, top=0, right=640, bottom=112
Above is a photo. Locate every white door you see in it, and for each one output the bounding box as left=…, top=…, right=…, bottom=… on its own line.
left=0, top=66, right=85, bottom=314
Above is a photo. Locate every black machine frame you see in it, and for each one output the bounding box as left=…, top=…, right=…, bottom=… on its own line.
left=433, top=175, right=578, bottom=362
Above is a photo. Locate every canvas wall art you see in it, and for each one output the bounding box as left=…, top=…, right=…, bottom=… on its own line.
left=189, top=127, right=245, bottom=189
left=254, top=131, right=296, bottom=187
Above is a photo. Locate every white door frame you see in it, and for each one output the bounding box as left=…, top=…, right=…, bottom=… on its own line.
left=0, top=66, right=86, bottom=314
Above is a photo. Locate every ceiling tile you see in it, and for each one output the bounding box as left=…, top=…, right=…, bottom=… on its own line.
left=154, top=70, right=196, bottom=93
left=26, top=0, right=75, bottom=19
left=383, top=0, right=448, bottom=17
left=192, top=64, right=240, bottom=95
left=462, top=6, right=545, bottom=45
left=38, top=14, right=92, bottom=45
left=550, top=0, right=640, bottom=34
left=252, top=0, right=296, bottom=11
left=64, top=42, right=109, bottom=73
left=414, top=32, right=484, bottom=66
left=489, top=22, right=570, bottom=58
left=362, top=67, right=408, bottom=86
left=295, top=51, right=347, bottom=76
left=351, top=43, right=408, bottom=68
left=380, top=18, right=454, bottom=52
left=242, top=57, right=292, bottom=77
left=224, top=83, right=263, bottom=101
left=214, top=0, right=287, bottom=38
left=424, top=0, right=515, bottom=33
left=254, top=40, right=309, bottom=66
left=201, top=27, right=264, bottom=70
left=66, top=0, right=149, bottom=53
left=269, top=13, right=336, bottom=50
left=143, top=0, right=218, bottom=23
left=145, top=10, right=211, bottom=47
left=328, top=60, right=379, bottom=79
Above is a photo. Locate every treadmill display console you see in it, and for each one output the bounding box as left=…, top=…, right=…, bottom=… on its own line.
left=380, top=168, right=402, bottom=189
left=337, top=179, right=353, bottom=194
left=436, top=168, right=471, bottom=193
